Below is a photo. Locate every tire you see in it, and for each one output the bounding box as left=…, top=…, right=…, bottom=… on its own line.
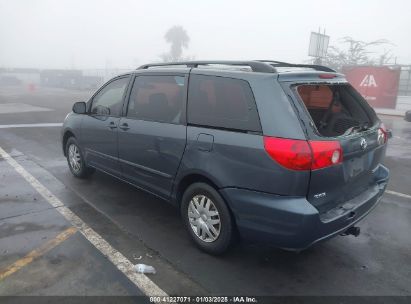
left=181, top=182, right=234, bottom=255
left=65, top=137, right=94, bottom=178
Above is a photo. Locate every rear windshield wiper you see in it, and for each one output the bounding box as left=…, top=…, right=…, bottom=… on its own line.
left=343, top=123, right=370, bottom=136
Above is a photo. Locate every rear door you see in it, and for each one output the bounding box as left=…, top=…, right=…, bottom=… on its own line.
left=285, top=81, right=387, bottom=213
left=117, top=73, right=187, bottom=199
left=309, top=127, right=386, bottom=213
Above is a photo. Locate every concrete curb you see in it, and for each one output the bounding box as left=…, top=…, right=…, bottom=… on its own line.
left=375, top=108, right=405, bottom=117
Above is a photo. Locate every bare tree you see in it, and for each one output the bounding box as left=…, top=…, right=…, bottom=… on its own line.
left=323, top=36, right=394, bottom=71
left=161, top=26, right=190, bottom=62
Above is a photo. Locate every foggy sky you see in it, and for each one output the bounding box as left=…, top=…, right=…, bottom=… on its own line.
left=1, top=0, right=410, bottom=69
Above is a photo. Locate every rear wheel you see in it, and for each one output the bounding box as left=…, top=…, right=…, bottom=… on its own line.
left=181, top=182, right=234, bottom=255
left=65, top=137, right=94, bottom=178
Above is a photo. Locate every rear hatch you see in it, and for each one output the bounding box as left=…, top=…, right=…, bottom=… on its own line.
left=281, top=76, right=388, bottom=214
left=308, top=125, right=387, bottom=214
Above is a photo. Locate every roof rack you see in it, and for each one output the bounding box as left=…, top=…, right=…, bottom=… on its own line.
left=138, top=60, right=276, bottom=73
left=257, top=60, right=336, bottom=73
left=137, top=60, right=336, bottom=74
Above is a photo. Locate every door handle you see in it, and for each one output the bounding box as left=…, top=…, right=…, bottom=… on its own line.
left=119, top=123, right=129, bottom=131
left=108, top=121, right=117, bottom=129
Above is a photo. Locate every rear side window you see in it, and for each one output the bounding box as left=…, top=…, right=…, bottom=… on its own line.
left=187, top=75, right=261, bottom=132
left=127, top=75, right=185, bottom=124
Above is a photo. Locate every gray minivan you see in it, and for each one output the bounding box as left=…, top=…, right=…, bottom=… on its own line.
left=62, top=61, right=389, bottom=254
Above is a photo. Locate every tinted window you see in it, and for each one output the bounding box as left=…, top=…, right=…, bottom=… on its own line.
left=127, top=75, right=185, bottom=124
left=91, top=77, right=129, bottom=116
left=187, top=75, right=261, bottom=132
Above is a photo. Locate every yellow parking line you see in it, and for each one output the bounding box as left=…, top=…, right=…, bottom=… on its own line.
left=0, top=146, right=167, bottom=296
left=0, top=226, right=77, bottom=281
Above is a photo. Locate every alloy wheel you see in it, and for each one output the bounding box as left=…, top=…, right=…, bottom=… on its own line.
left=68, top=144, right=81, bottom=173
left=188, top=194, right=221, bottom=242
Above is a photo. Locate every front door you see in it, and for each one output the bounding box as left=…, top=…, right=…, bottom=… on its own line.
left=81, top=76, right=130, bottom=176
left=118, top=74, right=187, bottom=199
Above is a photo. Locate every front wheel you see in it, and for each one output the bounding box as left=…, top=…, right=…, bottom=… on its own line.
left=181, top=182, right=234, bottom=255
left=65, top=137, right=94, bottom=178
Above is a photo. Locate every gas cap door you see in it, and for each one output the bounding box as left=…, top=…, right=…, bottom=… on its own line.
left=196, top=133, right=214, bottom=152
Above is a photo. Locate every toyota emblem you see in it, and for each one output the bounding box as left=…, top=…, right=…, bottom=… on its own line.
left=360, top=138, right=367, bottom=150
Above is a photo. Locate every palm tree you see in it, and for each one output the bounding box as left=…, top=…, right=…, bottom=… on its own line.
left=164, top=26, right=190, bottom=61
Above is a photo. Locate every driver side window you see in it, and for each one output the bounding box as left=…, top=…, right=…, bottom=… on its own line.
left=91, top=77, right=130, bottom=116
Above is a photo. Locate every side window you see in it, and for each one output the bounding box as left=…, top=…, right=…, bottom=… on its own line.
left=187, top=74, right=261, bottom=132
left=127, top=75, right=185, bottom=124
left=91, top=77, right=130, bottom=116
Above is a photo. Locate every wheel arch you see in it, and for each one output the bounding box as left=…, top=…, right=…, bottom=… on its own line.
left=62, top=130, right=76, bottom=156
left=173, top=171, right=221, bottom=207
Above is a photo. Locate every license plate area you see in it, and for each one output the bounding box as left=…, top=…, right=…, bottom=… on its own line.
left=348, top=156, right=365, bottom=178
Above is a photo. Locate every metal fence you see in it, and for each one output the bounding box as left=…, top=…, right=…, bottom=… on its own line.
left=83, top=68, right=133, bottom=83
left=399, top=66, right=411, bottom=96
left=2, top=65, right=411, bottom=98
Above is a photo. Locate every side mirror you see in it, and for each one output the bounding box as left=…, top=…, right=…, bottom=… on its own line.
left=72, top=101, right=86, bottom=114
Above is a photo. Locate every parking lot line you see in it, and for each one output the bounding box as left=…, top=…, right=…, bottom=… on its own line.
left=0, top=226, right=77, bottom=281
left=0, top=146, right=168, bottom=297
left=0, top=123, right=62, bottom=129
left=385, top=190, right=411, bottom=200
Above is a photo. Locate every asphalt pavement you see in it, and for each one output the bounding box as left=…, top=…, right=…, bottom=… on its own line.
left=0, top=85, right=410, bottom=297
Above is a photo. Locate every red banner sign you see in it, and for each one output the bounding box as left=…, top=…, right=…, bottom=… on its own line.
left=342, top=66, right=401, bottom=109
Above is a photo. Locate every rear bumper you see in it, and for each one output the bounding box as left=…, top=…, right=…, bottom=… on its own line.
left=220, top=164, right=389, bottom=250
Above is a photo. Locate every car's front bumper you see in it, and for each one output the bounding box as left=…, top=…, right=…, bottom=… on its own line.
left=220, top=164, right=389, bottom=250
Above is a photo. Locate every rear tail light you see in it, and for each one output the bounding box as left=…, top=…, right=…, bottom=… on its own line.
left=378, top=123, right=388, bottom=145
left=309, top=140, right=343, bottom=170
left=263, top=137, right=312, bottom=170
left=264, top=136, right=343, bottom=171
